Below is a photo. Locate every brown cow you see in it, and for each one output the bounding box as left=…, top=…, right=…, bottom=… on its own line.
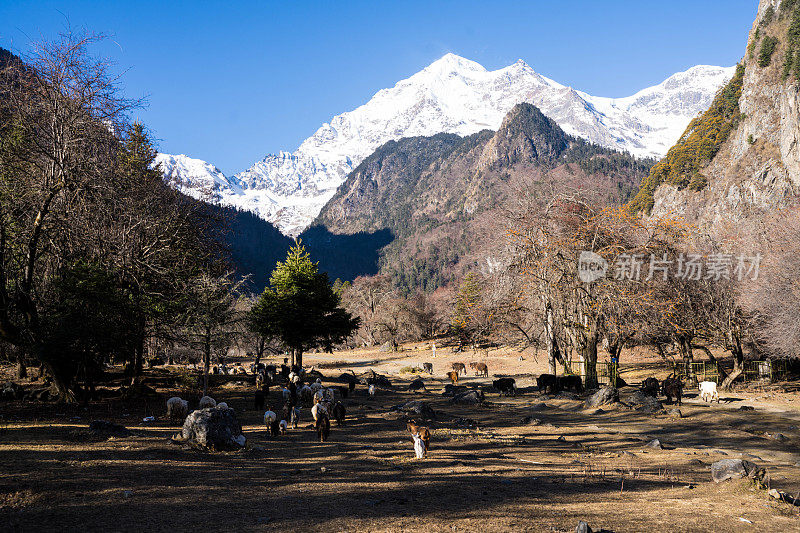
left=469, top=362, right=488, bottom=377
left=316, top=412, right=331, bottom=442
left=452, top=362, right=466, bottom=375
left=446, top=371, right=459, bottom=384
left=407, top=420, right=431, bottom=454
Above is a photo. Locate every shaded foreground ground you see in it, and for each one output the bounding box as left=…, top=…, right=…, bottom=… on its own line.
left=1, top=346, right=799, bottom=532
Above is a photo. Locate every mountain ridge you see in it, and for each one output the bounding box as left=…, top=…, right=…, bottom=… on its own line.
left=315, top=101, right=651, bottom=290
left=158, top=54, right=735, bottom=236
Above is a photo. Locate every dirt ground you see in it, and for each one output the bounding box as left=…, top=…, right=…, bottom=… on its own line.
left=1, top=344, right=799, bottom=532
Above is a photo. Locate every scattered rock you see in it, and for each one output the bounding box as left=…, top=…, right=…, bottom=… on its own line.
left=645, top=439, right=663, bottom=449
left=590, top=408, right=605, bottom=415
left=688, top=459, right=705, bottom=466
left=769, top=489, right=800, bottom=505
left=739, top=406, right=755, bottom=411
left=408, top=377, right=426, bottom=392
left=442, top=384, right=467, bottom=397
left=667, top=408, right=682, bottom=419
left=180, top=407, right=246, bottom=450
left=530, top=403, right=549, bottom=411
left=620, top=451, right=637, bottom=459
left=556, top=435, right=566, bottom=442
left=765, top=432, right=788, bottom=442
left=711, top=458, right=762, bottom=483
left=576, top=521, right=593, bottom=533
left=450, top=390, right=484, bottom=405
left=399, top=400, right=435, bottom=420
left=521, top=416, right=542, bottom=426
left=627, top=390, right=664, bottom=413
left=585, top=387, right=618, bottom=408
left=89, top=420, right=130, bottom=437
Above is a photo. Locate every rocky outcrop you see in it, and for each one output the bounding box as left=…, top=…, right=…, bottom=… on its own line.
left=180, top=407, right=246, bottom=450
left=649, top=0, right=800, bottom=232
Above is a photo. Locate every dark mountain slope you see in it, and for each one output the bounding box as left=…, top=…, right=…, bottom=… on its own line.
left=315, top=102, right=652, bottom=291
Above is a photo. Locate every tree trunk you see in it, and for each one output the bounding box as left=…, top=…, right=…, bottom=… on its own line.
left=720, top=331, right=745, bottom=390
left=203, top=325, right=211, bottom=398
left=16, top=355, right=27, bottom=379
left=296, top=349, right=303, bottom=369
left=583, top=336, right=599, bottom=389
left=677, top=335, right=694, bottom=381
left=134, top=335, right=144, bottom=377
left=545, top=304, right=558, bottom=374
left=40, top=358, right=75, bottom=403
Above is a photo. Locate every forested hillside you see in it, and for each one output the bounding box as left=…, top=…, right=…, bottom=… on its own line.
left=315, top=103, right=652, bottom=291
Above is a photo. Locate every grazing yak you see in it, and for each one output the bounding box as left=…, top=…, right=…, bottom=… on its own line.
left=640, top=377, right=660, bottom=398
left=331, top=402, right=346, bottom=426
left=469, top=362, right=489, bottom=377
left=537, top=374, right=559, bottom=395
left=422, top=362, right=433, bottom=374
left=493, top=377, right=517, bottom=396
left=452, top=362, right=467, bottom=375
left=557, top=375, right=583, bottom=393
left=316, top=412, right=331, bottom=442
left=446, top=371, right=459, bottom=385
left=661, top=374, right=684, bottom=405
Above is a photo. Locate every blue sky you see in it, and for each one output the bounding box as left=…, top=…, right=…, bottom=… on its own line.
left=0, top=1, right=756, bottom=174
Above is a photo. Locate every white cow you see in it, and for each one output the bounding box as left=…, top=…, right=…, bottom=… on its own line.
left=699, top=381, right=719, bottom=403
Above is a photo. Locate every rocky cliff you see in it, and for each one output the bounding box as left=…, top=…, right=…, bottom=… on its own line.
left=646, top=0, right=800, bottom=233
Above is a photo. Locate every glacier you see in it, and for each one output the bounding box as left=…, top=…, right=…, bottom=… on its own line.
left=156, top=53, right=735, bottom=236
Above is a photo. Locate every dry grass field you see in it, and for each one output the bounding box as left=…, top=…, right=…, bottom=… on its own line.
left=1, top=344, right=799, bottom=532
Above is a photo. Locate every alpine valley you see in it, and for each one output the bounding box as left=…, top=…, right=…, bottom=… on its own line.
left=159, top=54, right=735, bottom=237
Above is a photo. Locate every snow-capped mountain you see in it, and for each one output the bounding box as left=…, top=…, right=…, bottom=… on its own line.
left=159, top=54, right=735, bottom=236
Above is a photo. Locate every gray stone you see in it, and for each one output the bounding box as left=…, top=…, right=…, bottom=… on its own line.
left=400, top=400, right=436, bottom=420
left=711, top=458, right=761, bottom=483
left=522, top=416, right=542, bottom=426
left=576, top=521, right=593, bottom=533
left=646, top=439, right=663, bottom=449
left=181, top=407, right=245, bottom=450
left=627, top=390, right=664, bottom=413
left=739, top=405, right=755, bottom=411
left=442, top=384, right=467, bottom=396
left=530, top=402, right=549, bottom=411
left=585, top=387, right=619, bottom=408
left=765, top=432, right=788, bottom=442
left=668, top=408, right=682, bottom=419
left=450, top=390, right=484, bottom=405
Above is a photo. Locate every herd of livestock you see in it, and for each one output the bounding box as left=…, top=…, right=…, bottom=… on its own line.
left=164, top=358, right=720, bottom=457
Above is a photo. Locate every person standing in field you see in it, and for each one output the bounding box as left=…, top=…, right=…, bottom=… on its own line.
left=432, top=343, right=436, bottom=358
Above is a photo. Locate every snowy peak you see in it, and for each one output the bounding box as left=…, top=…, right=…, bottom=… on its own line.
left=161, top=54, right=735, bottom=236
left=420, top=52, right=488, bottom=76
left=156, top=153, right=241, bottom=201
